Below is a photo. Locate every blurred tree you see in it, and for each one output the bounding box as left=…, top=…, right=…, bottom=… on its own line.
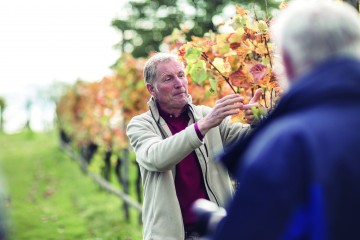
left=0, top=97, right=6, bottom=132
left=24, top=99, right=32, bottom=131
left=111, top=0, right=281, bottom=58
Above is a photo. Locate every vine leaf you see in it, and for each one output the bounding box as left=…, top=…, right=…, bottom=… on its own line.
left=212, top=57, right=231, bottom=75
left=249, top=63, right=267, bottom=83
left=184, top=47, right=202, bottom=64
left=209, top=78, right=218, bottom=94
left=187, top=60, right=209, bottom=83
left=230, top=66, right=252, bottom=89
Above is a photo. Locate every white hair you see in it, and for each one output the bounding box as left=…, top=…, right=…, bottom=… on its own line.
left=143, top=52, right=179, bottom=86
left=271, top=0, right=360, bottom=79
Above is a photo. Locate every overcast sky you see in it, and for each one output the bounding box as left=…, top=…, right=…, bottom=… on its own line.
left=0, top=0, right=127, bottom=132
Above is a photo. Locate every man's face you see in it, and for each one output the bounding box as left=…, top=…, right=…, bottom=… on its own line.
left=147, top=59, right=188, bottom=113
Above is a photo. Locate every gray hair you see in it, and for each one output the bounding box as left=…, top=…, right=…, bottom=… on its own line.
left=271, top=0, right=360, bottom=78
left=143, top=52, right=180, bottom=85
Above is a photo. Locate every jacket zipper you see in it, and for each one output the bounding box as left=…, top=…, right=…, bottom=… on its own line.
left=151, top=104, right=220, bottom=205
left=188, top=106, right=219, bottom=205
left=204, top=143, right=209, bottom=157
left=199, top=147, right=220, bottom=206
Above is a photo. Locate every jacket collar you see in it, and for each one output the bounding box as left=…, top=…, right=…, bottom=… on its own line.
left=147, top=95, right=194, bottom=123
left=270, top=57, right=360, bottom=119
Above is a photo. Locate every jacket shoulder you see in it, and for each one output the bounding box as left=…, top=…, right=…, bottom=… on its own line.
left=126, top=111, right=154, bottom=132
left=128, top=110, right=152, bottom=123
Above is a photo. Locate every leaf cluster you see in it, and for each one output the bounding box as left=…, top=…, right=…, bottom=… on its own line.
left=111, top=0, right=282, bottom=58
left=56, top=78, right=127, bottom=152
left=177, top=6, right=282, bottom=112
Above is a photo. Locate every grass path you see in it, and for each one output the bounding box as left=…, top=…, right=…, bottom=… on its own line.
left=0, top=131, right=142, bottom=240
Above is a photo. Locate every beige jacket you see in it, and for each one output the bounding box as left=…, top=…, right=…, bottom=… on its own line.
left=126, top=96, right=251, bottom=240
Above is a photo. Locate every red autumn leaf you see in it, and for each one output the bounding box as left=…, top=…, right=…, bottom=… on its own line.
left=249, top=63, right=267, bottom=83
left=229, top=67, right=252, bottom=88
left=230, top=42, right=241, bottom=50
left=178, top=48, right=186, bottom=57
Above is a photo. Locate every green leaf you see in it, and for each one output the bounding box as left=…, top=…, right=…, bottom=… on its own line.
left=189, top=60, right=209, bottom=83
left=251, top=106, right=266, bottom=121
left=262, top=57, right=270, bottom=65
left=227, top=27, right=245, bottom=43
left=209, top=78, right=218, bottom=94
left=212, top=58, right=226, bottom=74
left=185, top=64, right=192, bottom=75
left=184, top=47, right=202, bottom=64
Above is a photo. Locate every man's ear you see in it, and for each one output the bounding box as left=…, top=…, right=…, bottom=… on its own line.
left=146, top=83, right=156, bottom=97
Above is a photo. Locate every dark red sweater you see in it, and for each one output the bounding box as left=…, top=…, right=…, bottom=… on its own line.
left=159, top=108, right=209, bottom=233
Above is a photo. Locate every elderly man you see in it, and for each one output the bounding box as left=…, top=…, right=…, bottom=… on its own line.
left=213, top=0, right=360, bottom=239
left=126, top=52, right=261, bottom=240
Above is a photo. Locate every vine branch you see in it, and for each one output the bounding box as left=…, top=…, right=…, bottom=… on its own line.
left=201, top=52, right=237, bottom=94
left=263, top=36, right=273, bottom=68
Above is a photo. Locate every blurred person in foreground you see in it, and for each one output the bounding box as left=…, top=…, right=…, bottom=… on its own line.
left=212, top=0, right=360, bottom=239
left=126, top=52, right=263, bottom=240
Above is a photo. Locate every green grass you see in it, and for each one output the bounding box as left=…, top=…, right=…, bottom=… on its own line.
left=0, top=130, right=142, bottom=240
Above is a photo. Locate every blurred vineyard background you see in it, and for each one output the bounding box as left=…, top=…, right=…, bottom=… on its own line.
left=0, top=0, right=359, bottom=239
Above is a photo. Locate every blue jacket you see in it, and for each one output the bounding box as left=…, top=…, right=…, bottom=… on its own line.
left=213, top=57, right=360, bottom=240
